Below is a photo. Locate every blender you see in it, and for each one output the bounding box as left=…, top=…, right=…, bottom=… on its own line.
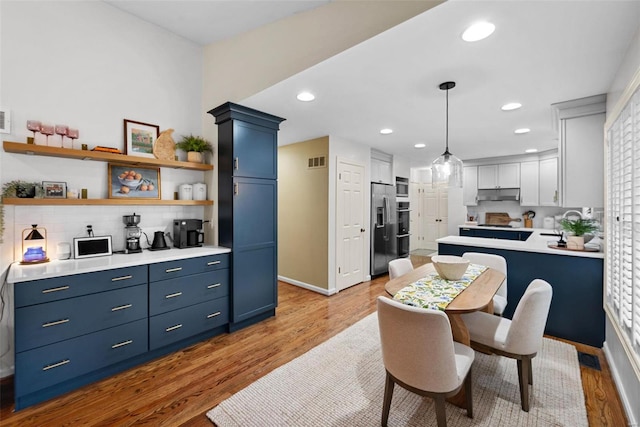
left=123, top=213, right=142, bottom=254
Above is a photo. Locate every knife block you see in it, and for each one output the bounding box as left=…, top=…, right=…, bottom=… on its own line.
left=524, top=218, right=533, bottom=228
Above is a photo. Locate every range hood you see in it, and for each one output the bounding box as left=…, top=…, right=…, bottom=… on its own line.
left=477, top=188, right=520, bottom=201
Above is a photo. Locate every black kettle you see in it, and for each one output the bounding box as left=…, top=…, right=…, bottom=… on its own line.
left=151, top=231, right=168, bottom=250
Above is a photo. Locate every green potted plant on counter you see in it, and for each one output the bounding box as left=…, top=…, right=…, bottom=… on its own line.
left=559, top=217, right=599, bottom=250
left=175, top=134, right=213, bottom=163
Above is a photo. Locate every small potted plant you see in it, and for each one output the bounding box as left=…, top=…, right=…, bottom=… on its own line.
left=559, top=217, right=599, bottom=250
left=175, top=134, right=213, bottom=163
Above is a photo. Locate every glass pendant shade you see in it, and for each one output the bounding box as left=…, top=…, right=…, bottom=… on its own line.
left=431, top=81, right=463, bottom=188
left=432, top=150, right=464, bottom=187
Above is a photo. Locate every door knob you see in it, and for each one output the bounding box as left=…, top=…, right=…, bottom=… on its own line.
left=360, top=228, right=366, bottom=233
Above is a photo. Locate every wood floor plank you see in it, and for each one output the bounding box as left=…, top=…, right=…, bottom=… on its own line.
left=0, top=255, right=628, bottom=426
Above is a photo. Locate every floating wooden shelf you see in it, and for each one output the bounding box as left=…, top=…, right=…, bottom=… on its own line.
left=1, top=198, right=213, bottom=206
left=3, top=141, right=213, bottom=171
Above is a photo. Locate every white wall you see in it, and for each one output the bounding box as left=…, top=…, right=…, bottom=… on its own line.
left=604, top=24, right=640, bottom=427
left=0, top=1, right=204, bottom=378
left=328, top=135, right=371, bottom=294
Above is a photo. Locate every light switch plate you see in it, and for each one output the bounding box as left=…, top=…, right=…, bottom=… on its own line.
left=0, top=108, right=10, bottom=133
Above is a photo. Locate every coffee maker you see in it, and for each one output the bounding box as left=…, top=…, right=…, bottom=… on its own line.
left=123, top=214, right=142, bottom=254
left=173, top=219, right=204, bottom=248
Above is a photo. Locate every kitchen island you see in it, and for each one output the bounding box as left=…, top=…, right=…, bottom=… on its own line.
left=438, top=227, right=604, bottom=347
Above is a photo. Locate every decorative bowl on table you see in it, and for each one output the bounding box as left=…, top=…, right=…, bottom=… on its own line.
left=431, top=255, right=470, bottom=280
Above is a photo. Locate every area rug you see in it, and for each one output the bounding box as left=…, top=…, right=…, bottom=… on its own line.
left=207, top=313, right=587, bottom=426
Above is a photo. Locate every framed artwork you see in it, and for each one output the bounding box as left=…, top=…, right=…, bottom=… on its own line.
left=108, top=163, right=160, bottom=199
left=42, top=181, right=67, bottom=199
left=123, top=119, right=159, bottom=158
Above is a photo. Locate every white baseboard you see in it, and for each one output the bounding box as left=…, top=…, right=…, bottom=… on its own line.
left=0, top=365, right=14, bottom=379
left=603, top=341, right=639, bottom=427
left=278, top=276, right=335, bottom=296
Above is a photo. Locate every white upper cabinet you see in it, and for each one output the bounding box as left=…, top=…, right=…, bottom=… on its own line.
left=539, top=157, right=558, bottom=206
left=519, top=161, right=539, bottom=206
left=477, top=163, right=520, bottom=189
left=371, top=150, right=393, bottom=184
left=463, top=166, right=478, bottom=206
left=552, top=94, right=605, bottom=208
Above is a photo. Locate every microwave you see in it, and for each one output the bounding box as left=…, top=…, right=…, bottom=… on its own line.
left=73, top=236, right=113, bottom=259
left=396, top=176, right=409, bottom=197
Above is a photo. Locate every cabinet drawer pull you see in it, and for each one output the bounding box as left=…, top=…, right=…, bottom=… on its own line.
left=234, top=183, right=239, bottom=195
left=207, top=311, right=221, bottom=319
left=165, top=292, right=183, bottom=299
left=111, top=340, right=133, bottom=349
left=111, top=304, right=132, bottom=312
left=165, top=324, right=183, bottom=332
left=207, top=260, right=221, bottom=266
left=43, top=359, right=70, bottom=371
left=234, top=157, right=239, bottom=170
left=207, top=283, right=222, bottom=289
left=165, top=267, right=183, bottom=273
left=111, top=275, right=133, bottom=282
left=42, top=286, right=69, bottom=294
left=42, top=319, right=69, bottom=328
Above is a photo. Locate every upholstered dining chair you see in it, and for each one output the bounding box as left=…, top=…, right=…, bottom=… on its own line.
left=388, top=258, right=414, bottom=279
left=377, top=296, right=474, bottom=427
left=462, top=252, right=508, bottom=316
left=460, top=279, right=553, bottom=412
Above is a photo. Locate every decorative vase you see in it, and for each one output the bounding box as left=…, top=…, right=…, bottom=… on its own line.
left=567, top=235, right=585, bottom=250
left=187, top=151, right=203, bottom=163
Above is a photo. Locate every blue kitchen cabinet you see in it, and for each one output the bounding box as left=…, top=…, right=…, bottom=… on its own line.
left=439, top=243, right=604, bottom=347
left=13, top=253, right=231, bottom=410
left=209, top=102, right=285, bottom=330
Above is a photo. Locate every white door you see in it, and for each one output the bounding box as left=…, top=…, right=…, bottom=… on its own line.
left=423, top=184, right=448, bottom=250
left=336, top=160, right=365, bottom=291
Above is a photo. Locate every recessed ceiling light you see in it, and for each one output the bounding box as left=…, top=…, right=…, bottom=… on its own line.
left=414, top=143, right=426, bottom=148
left=515, top=128, right=530, bottom=134
left=501, top=102, right=522, bottom=111
left=462, top=21, right=495, bottom=42
left=525, top=148, right=538, bottom=153
left=296, top=91, right=315, bottom=102
left=380, top=128, right=393, bottom=135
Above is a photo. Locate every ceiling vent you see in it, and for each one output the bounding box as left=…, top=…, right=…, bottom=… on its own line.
left=308, top=156, right=326, bottom=169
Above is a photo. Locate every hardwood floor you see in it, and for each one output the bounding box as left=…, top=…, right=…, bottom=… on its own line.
left=0, top=255, right=628, bottom=426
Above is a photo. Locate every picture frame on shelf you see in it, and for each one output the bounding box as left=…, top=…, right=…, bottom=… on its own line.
left=123, top=119, right=159, bottom=158
left=108, top=163, right=160, bottom=199
left=42, top=181, right=67, bottom=199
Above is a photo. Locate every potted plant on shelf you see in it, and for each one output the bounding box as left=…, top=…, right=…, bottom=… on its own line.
left=559, top=217, right=599, bottom=250
left=175, top=134, right=212, bottom=163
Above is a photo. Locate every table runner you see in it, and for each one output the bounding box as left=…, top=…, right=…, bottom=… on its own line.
left=393, top=263, right=488, bottom=311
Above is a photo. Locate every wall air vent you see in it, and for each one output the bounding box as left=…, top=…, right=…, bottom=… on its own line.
left=307, top=156, right=326, bottom=169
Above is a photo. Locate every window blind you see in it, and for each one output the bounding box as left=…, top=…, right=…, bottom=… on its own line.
left=607, top=85, right=640, bottom=359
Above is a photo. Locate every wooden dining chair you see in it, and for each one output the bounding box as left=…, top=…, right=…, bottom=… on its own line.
left=462, top=252, right=508, bottom=316
left=388, top=258, right=413, bottom=279
left=377, top=296, right=474, bottom=427
left=460, top=279, right=553, bottom=412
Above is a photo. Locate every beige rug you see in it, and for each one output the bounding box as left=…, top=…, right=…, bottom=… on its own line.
left=207, top=313, right=587, bottom=426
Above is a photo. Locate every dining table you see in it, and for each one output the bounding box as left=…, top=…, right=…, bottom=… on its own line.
left=384, top=262, right=506, bottom=408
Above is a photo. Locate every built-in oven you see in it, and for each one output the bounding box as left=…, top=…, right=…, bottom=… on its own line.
left=395, top=176, right=409, bottom=197
left=397, top=201, right=410, bottom=257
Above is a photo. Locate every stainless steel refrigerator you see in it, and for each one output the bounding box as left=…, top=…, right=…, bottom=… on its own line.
left=371, top=182, right=397, bottom=275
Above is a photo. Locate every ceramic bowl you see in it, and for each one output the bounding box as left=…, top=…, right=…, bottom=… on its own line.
left=431, top=255, right=470, bottom=280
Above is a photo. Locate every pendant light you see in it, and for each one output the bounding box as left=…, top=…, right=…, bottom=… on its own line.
left=431, top=81, right=463, bottom=188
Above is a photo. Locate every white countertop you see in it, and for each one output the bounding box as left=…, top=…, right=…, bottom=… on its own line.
left=440, top=227, right=604, bottom=259
left=7, top=245, right=232, bottom=283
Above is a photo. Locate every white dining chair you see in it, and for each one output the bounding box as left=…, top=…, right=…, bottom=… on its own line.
left=462, top=252, right=508, bottom=316
left=460, top=279, right=553, bottom=412
left=377, top=296, right=474, bottom=427
left=388, top=258, right=413, bottom=279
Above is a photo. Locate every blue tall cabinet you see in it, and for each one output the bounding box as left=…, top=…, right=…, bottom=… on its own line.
left=208, top=102, right=285, bottom=330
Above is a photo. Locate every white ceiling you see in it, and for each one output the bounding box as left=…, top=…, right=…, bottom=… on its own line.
left=105, top=0, right=640, bottom=168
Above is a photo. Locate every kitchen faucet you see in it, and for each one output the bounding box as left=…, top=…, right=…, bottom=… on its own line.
left=562, top=210, right=583, bottom=220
